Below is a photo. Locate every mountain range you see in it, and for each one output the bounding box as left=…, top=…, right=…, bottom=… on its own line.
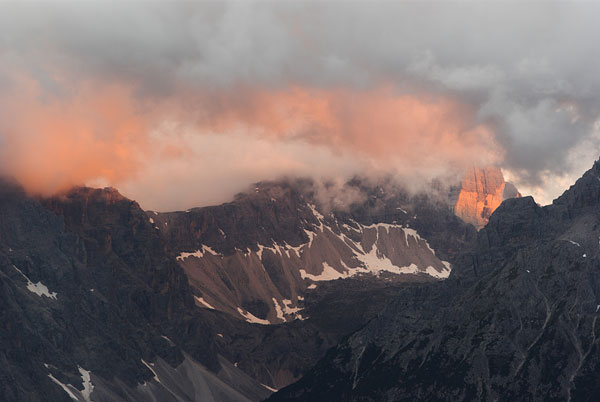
left=2, top=164, right=586, bottom=402
left=269, top=162, right=600, bottom=401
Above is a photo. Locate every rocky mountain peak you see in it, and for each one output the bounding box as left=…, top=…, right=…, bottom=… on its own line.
left=55, top=186, right=130, bottom=205
left=41, top=186, right=142, bottom=231
left=553, top=159, right=600, bottom=211
left=454, top=166, right=521, bottom=229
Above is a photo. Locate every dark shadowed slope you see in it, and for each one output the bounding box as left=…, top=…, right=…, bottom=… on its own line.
left=0, top=181, right=271, bottom=402
left=268, top=160, right=600, bottom=402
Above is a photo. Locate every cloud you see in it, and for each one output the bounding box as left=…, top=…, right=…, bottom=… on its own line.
left=111, top=86, right=501, bottom=210
left=0, top=72, right=148, bottom=194
left=1, top=1, right=599, bottom=207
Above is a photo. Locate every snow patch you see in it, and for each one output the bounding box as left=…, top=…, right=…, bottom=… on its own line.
left=284, top=241, right=303, bottom=258
left=141, top=359, right=160, bottom=383
left=272, top=298, right=285, bottom=322
left=149, top=217, right=154, bottom=224
left=262, top=383, right=278, bottom=392
left=282, top=298, right=306, bottom=320
left=257, top=243, right=278, bottom=259
left=304, top=204, right=326, bottom=238
left=402, top=227, right=434, bottom=254
left=353, top=223, right=450, bottom=279
left=309, top=203, right=325, bottom=222
left=273, top=243, right=289, bottom=258
left=176, top=245, right=220, bottom=260
left=194, top=296, right=215, bottom=309
left=218, top=228, right=226, bottom=238
left=25, top=280, right=56, bottom=298
left=342, top=223, right=360, bottom=232
left=78, top=366, right=94, bottom=402
left=332, top=229, right=365, bottom=254
left=237, top=307, right=271, bottom=325
left=26, top=281, right=58, bottom=299
left=13, top=265, right=57, bottom=299
left=307, top=283, right=317, bottom=289
left=300, top=262, right=348, bottom=281
left=300, top=222, right=452, bottom=281
left=161, top=335, right=175, bottom=346
left=424, top=265, right=451, bottom=279
left=303, top=229, right=316, bottom=248
left=48, top=373, right=78, bottom=401
left=353, top=239, right=427, bottom=277
left=353, top=241, right=401, bottom=274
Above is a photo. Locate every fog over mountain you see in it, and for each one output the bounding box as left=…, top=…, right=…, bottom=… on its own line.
left=1, top=1, right=600, bottom=209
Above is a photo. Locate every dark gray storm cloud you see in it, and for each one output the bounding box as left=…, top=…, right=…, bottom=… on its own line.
left=1, top=1, right=599, bottom=206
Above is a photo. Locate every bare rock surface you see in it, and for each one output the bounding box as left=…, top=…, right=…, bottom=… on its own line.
left=454, top=166, right=521, bottom=229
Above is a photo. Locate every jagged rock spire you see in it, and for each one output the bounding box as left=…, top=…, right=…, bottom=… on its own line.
left=454, top=166, right=521, bottom=229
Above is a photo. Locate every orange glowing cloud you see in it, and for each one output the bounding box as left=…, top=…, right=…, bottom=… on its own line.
left=0, top=71, right=503, bottom=208
left=0, top=73, right=157, bottom=194
left=190, top=85, right=502, bottom=174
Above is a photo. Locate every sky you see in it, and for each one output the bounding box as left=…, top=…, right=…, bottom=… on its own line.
left=1, top=1, right=599, bottom=210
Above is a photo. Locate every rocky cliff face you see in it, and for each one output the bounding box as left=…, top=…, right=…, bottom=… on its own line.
left=268, top=160, right=600, bottom=402
left=453, top=166, right=521, bottom=229
left=151, top=179, right=476, bottom=327
left=0, top=182, right=273, bottom=402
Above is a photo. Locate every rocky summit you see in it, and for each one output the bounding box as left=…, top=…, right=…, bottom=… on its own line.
left=453, top=166, right=521, bottom=229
